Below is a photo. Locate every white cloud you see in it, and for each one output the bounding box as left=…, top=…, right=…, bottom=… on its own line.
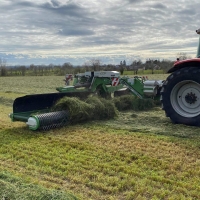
left=0, top=0, right=200, bottom=65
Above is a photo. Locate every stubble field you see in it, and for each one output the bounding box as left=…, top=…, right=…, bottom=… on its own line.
left=0, top=75, right=200, bottom=200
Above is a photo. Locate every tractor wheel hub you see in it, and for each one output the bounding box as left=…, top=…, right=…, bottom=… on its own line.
left=185, top=92, right=197, bottom=104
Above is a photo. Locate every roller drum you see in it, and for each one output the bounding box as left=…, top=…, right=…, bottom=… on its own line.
left=26, top=111, right=69, bottom=130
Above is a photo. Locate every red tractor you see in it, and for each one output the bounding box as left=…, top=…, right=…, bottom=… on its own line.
left=161, top=29, right=200, bottom=126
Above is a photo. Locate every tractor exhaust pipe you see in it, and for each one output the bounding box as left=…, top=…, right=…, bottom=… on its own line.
left=196, top=28, right=200, bottom=58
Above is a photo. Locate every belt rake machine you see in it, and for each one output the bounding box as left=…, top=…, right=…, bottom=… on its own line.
left=9, top=71, right=163, bottom=130
left=9, top=28, right=200, bottom=130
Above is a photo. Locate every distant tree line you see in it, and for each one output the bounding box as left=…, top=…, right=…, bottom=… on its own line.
left=0, top=55, right=184, bottom=77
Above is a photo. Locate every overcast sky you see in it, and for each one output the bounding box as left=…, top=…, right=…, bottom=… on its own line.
left=1, top=0, right=200, bottom=66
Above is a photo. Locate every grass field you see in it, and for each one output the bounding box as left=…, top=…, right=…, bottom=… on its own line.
left=123, top=70, right=165, bottom=75
left=0, top=75, right=200, bottom=200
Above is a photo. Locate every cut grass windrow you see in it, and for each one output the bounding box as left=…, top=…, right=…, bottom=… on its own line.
left=0, top=171, right=77, bottom=200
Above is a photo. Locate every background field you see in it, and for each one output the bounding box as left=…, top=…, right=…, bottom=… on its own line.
left=0, top=75, right=200, bottom=200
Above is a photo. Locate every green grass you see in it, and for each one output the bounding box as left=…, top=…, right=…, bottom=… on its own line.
left=0, top=76, right=200, bottom=199
left=0, top=76, right=64, bottom=94
left=122, top=73, right=169, bottom=81
left=0, top=125, right=199, bottom=199
left=123, top=69, right=165, bottom=75
left=0, top=74, right=169, bottom=95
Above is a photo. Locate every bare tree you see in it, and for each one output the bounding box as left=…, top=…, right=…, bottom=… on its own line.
left=176, top=52, right=191, bottom=61
left=62, top=62, right=73, bottom=74
left=0, top=58, right=7, bottom=76
left=89, top=59, right=102, bottom=71
left=146, top=59, right=160, bottom=74
left=19, top=66, right=26, bottom=76
left=119, top=60, right=126, bottom=75
left=82, top=62, right=90, bottom=72
left=131, top=59, right=142, bottom=75
left=160, top=59, right=173, bottom=73
left=30, top=64, right=38, bottom=76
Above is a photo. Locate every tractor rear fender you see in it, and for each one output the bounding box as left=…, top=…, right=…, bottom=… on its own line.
left=168, top=58, right=200, bottom=73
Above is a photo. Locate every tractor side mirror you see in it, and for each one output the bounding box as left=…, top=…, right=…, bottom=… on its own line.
left=196, top=28, right=200, bottom=34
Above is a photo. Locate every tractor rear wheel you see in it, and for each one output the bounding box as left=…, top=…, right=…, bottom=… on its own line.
left=161, top=67, right=200, bottom=126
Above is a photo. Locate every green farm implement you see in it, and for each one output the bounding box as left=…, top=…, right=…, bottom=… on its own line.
left=57, top=71, right=162, bottom=99
left=10, top=71, right=162, bottom=130
left=9, top=28, right=200, bottom=129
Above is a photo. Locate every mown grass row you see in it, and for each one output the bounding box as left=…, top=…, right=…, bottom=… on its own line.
left=52, top=95, right=156, bottom=124
left=0, top=171, right=77, bottom=200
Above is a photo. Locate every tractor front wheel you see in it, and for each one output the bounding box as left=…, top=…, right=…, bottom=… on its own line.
left=161, top=67, right=200, bottom=126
